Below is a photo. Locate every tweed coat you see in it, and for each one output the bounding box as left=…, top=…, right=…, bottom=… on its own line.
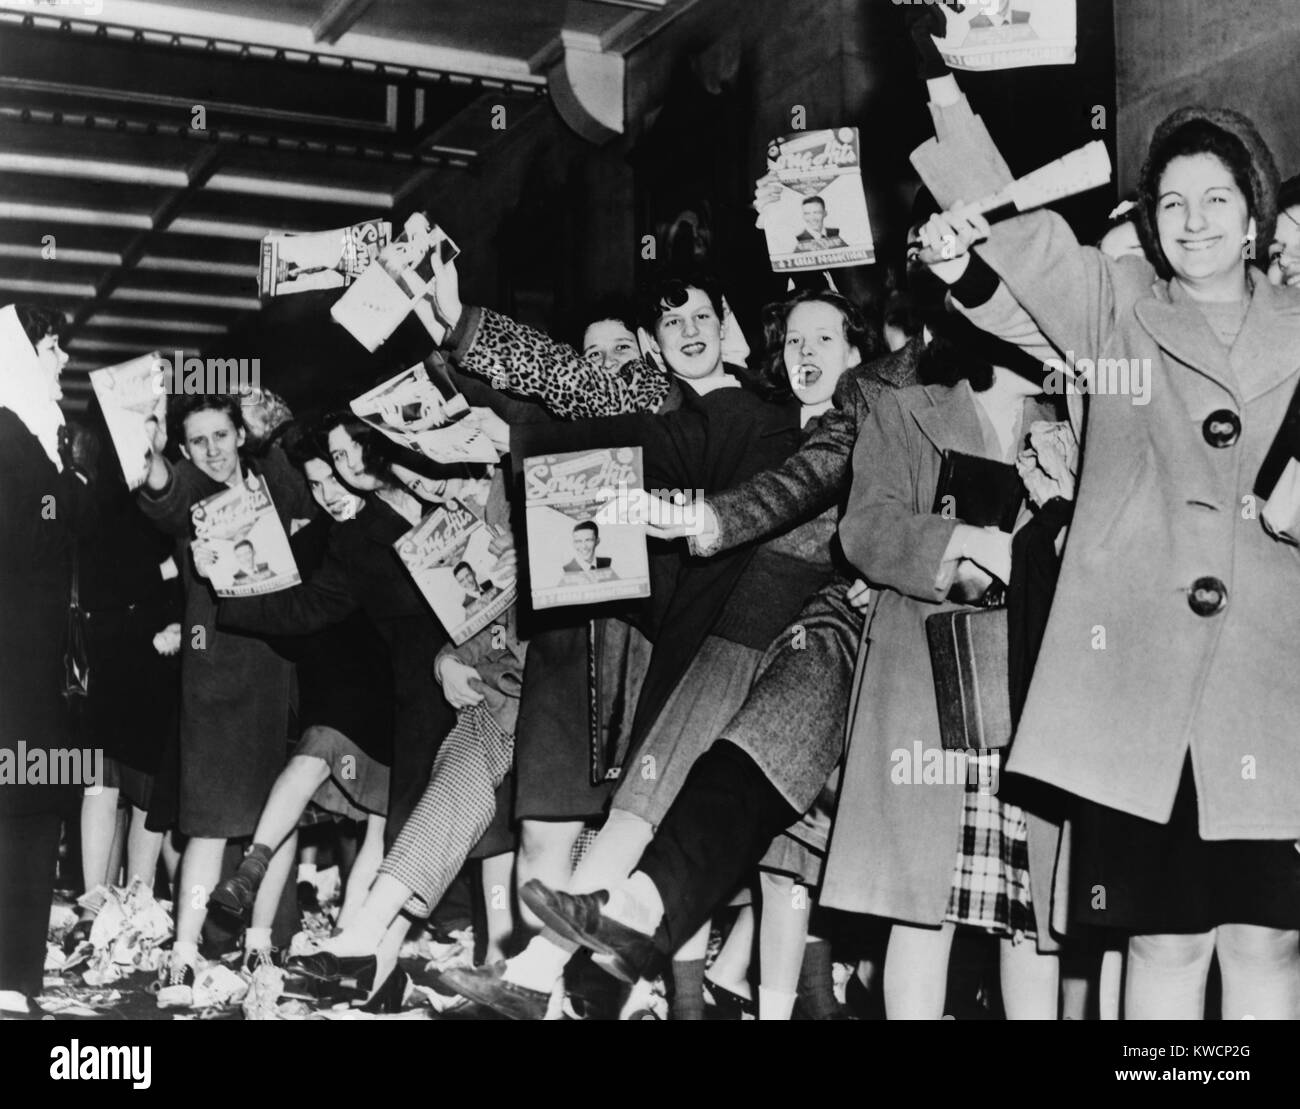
left=820, top=383, right=1063, bottom=949
left=695, top=339, right=923, bottom=556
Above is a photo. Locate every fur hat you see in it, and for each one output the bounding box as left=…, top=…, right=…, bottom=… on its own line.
left=1136, top=106, right=1280, bottom=277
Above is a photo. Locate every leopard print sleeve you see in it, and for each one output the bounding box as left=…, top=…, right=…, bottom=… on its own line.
left=456, top=307, right=670, bottom=419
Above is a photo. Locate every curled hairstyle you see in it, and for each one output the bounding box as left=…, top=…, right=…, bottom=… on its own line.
left=638, top=270, right=726, bottom=335
left=1137, top=107, right=1279, bottom=278
left=755, top=289, right=878, bottom=404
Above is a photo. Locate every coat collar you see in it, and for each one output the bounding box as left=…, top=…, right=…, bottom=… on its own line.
left=910, top=381, right=1059, bottom=459
left=1134, top=273, right=1300, bottom=403
left=910, top=381, right=991, bottom=458
left=849, top=337, right=920, bottom=407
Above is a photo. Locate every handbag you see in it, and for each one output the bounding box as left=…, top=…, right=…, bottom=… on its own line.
left=62, top=547, right=91, bottom=703
left=925, top=584, right=1012, bottom=751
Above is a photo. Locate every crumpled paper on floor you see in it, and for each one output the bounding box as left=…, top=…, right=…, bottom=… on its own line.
left=240, top=962, right=287, bottom=1021
left=78, top=880, right=173, bottom=986
left=191, top=963, right=249, bottom=1009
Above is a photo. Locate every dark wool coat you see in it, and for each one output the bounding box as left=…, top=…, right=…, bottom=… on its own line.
left=138, top=448, right=313, bottom=838
left=0, top=409, right=92, bottom=817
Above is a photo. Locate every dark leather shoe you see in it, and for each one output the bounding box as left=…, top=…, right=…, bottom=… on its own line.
left=520, top=880, right=659, bottom=985
left=439, top=963, right=548, bottom=1021
left=282, top=951, right=377, bottom=1003
left=208, top=864, right=262, bottom=924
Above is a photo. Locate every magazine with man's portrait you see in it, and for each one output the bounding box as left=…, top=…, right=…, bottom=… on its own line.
left=763, top=127, right=875, bottom=273
left=523, top=447, right=651, bottom=610
left=394, top=497, right=515, bottom=645
left=190, top=474, right=301, bottom=598
left=929, top=0, right=1076, bottom=72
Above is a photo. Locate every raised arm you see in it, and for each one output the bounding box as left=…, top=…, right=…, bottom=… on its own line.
left=218, top=532, right=359, bottom=636
left=689, top=403, right=854, bottom=556
left=448, top=307, right=670, bottom=419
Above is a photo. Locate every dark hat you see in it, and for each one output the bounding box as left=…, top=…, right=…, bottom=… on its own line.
left=1136, top=106, right=1280, bottom=276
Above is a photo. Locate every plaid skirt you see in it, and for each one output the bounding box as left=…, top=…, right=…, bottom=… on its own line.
left=944, top=751, right=1035, bottom=940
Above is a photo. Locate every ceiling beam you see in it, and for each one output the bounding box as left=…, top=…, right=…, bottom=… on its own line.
left=312, top=0, right=378, bottom=47
left=4, top=1, right=545, bottom=88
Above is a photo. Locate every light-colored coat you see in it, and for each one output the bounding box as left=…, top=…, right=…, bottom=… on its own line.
left=820, top=383, right=1062, bottom=948
left=960, top=210, right=1300, bottom=839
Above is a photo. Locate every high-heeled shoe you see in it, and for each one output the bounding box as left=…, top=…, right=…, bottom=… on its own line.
left=282, top=951, right=378, bottom=1003
left=359, top=966, right=411, bottom=1014
left=702, top=977, right=756, bottom=1020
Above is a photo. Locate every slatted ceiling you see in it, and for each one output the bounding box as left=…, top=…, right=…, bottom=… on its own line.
left=91, top=313, right=237, bottom=334
left=0, top=222, right=139, bottom=255
left=0, top=277, right=99, bottom=299
left=0, top=256, right=106, bottom=286
left=179, top=189, right=379, bottom=233
left=0, top=1, right=678, bottom=416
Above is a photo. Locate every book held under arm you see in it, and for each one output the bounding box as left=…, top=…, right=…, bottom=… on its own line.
left=394, top=497, right=516, bottom=645
left=89, top=354, right=167, bottom=491
left=190, top=474, right=301, bottom=597
left=523, top=447, right=651, bottom=610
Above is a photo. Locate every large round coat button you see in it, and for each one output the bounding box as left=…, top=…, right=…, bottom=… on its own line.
left=1202, top=409, right=1241, bottom=448
left=1188, top=576, right=1228, bottom=616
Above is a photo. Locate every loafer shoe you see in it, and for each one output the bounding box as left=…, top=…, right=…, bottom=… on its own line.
left=439, top=963, right=548, bottom=1021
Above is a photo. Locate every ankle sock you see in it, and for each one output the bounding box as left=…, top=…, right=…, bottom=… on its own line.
left=244, top=927, right=272, bottom=952
left=797, top=939, right=840, bottom=1020
left=670, top=957, right=706, bottom=1020
left=296, top=861, right=317, bottom=884
left=758, top=985, right=797, bottom=1021
left=504, top=935, right=571, bottom=993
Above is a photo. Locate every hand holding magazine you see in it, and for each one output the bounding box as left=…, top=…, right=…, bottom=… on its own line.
left=523, top=447, right=651, bottom=610
left=394, top=496, right=516, bottom=645
left=761, top=127, right=875, bottom=273
left=350, top=359, right=501, bottom=466
left=259, top=219, right=391, bottom=298
left=190, top=474, right=301, bottom=598
left=330, top=212, right=460, bottom=351
left=89, top=353, right=168, bottom=490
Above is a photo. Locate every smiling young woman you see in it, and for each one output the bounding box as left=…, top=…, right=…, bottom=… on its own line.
left=918, top=97, right=1300, bottom=1020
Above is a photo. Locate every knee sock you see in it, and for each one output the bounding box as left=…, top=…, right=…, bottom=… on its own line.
left=670, top=958, right=707, bottom=1021
left=172, top=939, right=199, bottom=969
left=796, top=939, right=839, bottom=1020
